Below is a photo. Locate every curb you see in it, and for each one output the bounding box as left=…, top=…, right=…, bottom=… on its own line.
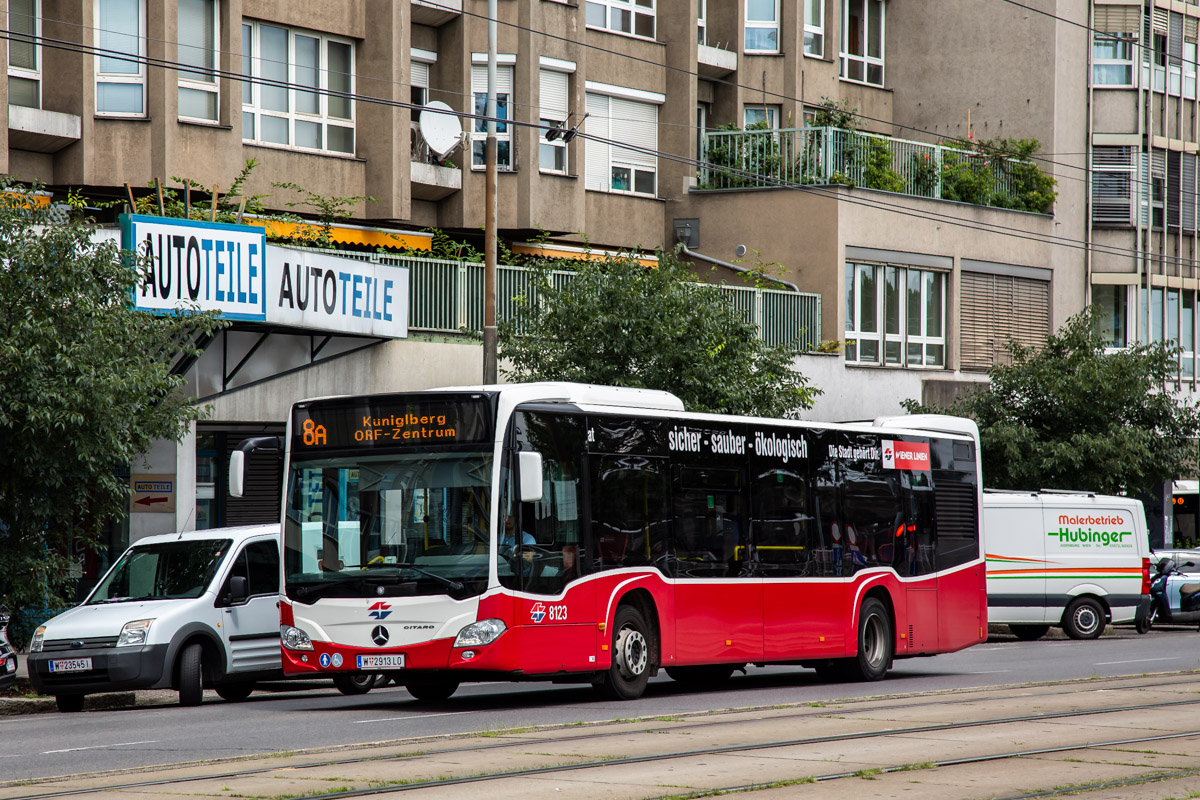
left=0, top=692, right=137, bottom=715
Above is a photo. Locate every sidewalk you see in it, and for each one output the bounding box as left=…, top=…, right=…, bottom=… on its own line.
left=0, top=652, right=141, bottom=715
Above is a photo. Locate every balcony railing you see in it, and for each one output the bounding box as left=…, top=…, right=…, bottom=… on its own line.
left=323, top=250, right=822, bottom=351
left=698, top=126, right=1051, bottom=213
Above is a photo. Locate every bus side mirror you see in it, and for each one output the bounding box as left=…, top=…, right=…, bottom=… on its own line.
left=518, top=451, right=544, bottom=503
left=229, top=451, right=246, bottom=498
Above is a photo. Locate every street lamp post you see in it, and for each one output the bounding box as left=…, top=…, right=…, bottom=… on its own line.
left=482, top=0, right=499, bottom=385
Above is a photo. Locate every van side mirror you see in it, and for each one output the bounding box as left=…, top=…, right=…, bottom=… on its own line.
left=518, top=451, right=544, bottom=503
left=228, top=575, right=249, bottom=605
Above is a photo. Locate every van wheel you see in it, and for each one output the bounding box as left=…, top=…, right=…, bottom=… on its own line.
left=846, top=597, right=893, bottom=681
left=1063, top=597, right=1105, bottom=640
left=665, top=664, right=737, bottom=688
left=55, top=694, right=85, bottom=713
left=178, top=643, right=204, bottom=706
left=215, top=681, right=255, bottom=702
left=404, top=677, right=459, bottom=702
left=595, top=605, right=653, bottom=700
left=1010, top=625, right=1050, bottom=641
left=334, top=673, right=378, bottom=695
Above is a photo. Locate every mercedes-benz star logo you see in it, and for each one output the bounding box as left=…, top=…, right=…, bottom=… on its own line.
left=371, top=625, right=389, bottom=646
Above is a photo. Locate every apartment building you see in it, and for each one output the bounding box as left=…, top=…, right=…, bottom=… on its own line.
left=2, top=0, right=1094, bottom=572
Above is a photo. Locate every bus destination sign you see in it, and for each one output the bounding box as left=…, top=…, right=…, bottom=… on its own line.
left=292, top=395, right=493, bottom=452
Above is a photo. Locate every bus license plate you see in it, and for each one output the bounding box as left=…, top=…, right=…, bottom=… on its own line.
left=357, top=654, right=405, bottom=670
left=48, top=658, right=92, bottom=673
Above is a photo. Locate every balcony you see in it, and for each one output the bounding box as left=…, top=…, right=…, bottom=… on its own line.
left=697, top=43, right=737, bottom=78
left=697, top=126, right=1055, bottom=214
left=411, top=0, right=460, bottom=26
left=8, top=105, right=81, bottom=153
left=410, top=122, right=462, bottom=201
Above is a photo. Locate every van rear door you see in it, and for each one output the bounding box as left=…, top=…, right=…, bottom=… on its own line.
left=985, top=501, right=1048, bottom=623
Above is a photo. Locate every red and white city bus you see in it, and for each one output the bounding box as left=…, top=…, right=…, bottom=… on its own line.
left=233, top=382, right=986, bottom=701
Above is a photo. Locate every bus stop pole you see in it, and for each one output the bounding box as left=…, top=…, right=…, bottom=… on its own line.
left=482, top=0, right=499, bottom=385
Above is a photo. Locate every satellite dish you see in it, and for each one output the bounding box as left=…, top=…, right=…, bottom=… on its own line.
left=419, top=101, right=463, bottom=159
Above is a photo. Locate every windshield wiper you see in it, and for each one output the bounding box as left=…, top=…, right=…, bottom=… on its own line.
left=91, top=595, right=164, bottom=605
left=363, top=562, right=465, bottom=592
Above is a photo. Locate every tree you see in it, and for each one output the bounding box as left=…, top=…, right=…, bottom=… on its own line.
left=902, top=309, right=1200, bottom=495
left=0, top=182, right=225, bottom=637
left=498, top=249, right=820, bottom=417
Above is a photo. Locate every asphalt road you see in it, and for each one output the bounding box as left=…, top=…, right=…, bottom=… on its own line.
left=3, top=626, right=1197, bottom=783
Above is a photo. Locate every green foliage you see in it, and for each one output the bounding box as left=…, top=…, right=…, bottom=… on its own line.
left=498, top=249, right=820, bottom=417
left=938, top=137, right=1057, bottom=213
left=812, top=97, right=858, bottom=130
left=0, top=180, right=226, bottom=640
left=270, top=181, right=375, bottom=249
left=938, top=151, right=994, bottom=206
left=700, top=122, right=774, bottom=189
left=860, top=137, right=905, bottom=193
left=132, top=159, right=269, bottom=222
left=902, top=309, right=1200, bottom=495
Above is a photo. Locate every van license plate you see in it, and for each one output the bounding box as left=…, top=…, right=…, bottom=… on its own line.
left=356, top=654, right=405, bottom=669
left=48, top=658, right=92, bottom=673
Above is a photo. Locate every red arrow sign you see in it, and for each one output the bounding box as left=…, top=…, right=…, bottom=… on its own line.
left=135, top=496, right=169, bottom=507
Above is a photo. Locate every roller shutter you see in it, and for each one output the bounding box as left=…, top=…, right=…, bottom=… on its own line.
left=960, top=271, right=1050, bottom=371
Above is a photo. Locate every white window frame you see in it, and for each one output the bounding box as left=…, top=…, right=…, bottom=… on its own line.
left=410, top=48, right=436, bottom=109
left=840, top=0, right=885, bottom=87
left=585, top=0, right=656, bottom=41
left=471, top=60, right=515, bottom=172
left=697, top=0, right=706, bottom=45
left=1185, top=40, right=1197, bottom=99
left=539, top=62, right=572, bottom=176
left=745, top=0, right=780, bottom=53
left=95, top=0, right=146, bottom=117
left=844, top=262, right=945, bottom=368
left=584, top=84, right=661, bottom=198
left=1092, top=31, right=1135, bottom=87
left=177, top=0, right=220, bottom=123
left=241, top=19, right=356, bottom=156
left=8, top=0, right=41, bottom=109
left=743, top=104, right=780, bottom=129
left=1091, top=145, right=1136, bottom=226
left=804, top=0, right=824, bottom=57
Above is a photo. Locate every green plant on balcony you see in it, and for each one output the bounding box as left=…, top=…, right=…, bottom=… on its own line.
left=980, top=137, right=1057, bottom=213
left=701, top=121, right=783, bottom=189
left=860, top=137, right=905, bottom=193
left=909, top=152, right=940, bottom=197
left=939, top=150, right=994, bottom=206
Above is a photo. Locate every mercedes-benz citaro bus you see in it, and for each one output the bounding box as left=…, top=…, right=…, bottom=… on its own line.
left=230, top=382, right=986, bottom=702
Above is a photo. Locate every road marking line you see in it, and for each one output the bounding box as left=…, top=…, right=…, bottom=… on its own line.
left=353, top=711, right=474, bottom=724
left=42, top=740, right=156, bottom=754
left=1095, top=657, right=1182, bottom=666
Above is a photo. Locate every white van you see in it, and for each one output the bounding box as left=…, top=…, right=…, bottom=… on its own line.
left=984, top=491, right=1152, bottom=640
left=26, top=525, right=285, bottom=712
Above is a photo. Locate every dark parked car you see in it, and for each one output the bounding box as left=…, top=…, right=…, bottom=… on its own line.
left=0, top=607, right=17, bottom=691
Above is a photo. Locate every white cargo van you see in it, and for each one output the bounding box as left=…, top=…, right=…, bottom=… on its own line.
left=984, top=491, right=1152, bottom=640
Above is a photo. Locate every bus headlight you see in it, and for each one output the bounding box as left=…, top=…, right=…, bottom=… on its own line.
left=454, top=619, right=506, bottom=647
left=29, top=626, right=45, bottom=653
left=281, top=625, right=314, bottom=651
left=117, top=619, right=154, bottom=647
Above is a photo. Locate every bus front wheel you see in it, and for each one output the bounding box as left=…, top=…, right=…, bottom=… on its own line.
left=596, top=605, right=653, bottom=700
left=404, top=677, right=459, bottom=702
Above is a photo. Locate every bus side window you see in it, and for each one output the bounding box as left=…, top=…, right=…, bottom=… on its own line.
left=841, top=435, right=904, bottom=572
left=751, top=467, right=812, bottom=576
left=589, top=455, right=671, bottom=573
left=672, top=466, right=747, bottom=578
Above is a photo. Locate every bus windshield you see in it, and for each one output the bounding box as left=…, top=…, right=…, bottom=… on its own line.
left=284, top=452, right=493, bottom=602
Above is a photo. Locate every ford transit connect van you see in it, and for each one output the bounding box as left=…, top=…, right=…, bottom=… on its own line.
left=984, top=491, right=1152, bottom=640
left=27, top=525, right=283, bottom=711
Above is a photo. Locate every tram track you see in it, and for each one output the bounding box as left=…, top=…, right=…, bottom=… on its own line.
left=5, top=672, right=1200, bottom=800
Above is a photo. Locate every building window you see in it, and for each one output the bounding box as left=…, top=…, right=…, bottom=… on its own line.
left=804, top=0, right=824, bottom=56
left=840, top=0, right=884, bottom=86
left=539, top=68, right=569, bottom=174
left=585, top=0, right=655, bottom=40
left=697, top=0, right=706, bottom=45
left=745, top=0, right=779, bottom=52
left=8, top=0, right=39, bottom=108
left=585, top=89, right=659, bottom=197
left=410, top=61, right=429, bottom=109
left=1093, top=284, right=1128, bottom=349
left=960, top=270, right=1048, bottom=371
left=1092, top=32, right=1135, bottom=86
left=471, top=63, right=513, bottom=170
left=242, top=20, right=355, bottom=155
left=744, top=104, right=780, bottom=129
left=1091, top=145, right=1135, bottom=226
left=178, top=0, right=218, bottom=122
left=96, top=0, right=146, bottom=116
left=845, top=262, right=944, bottom=367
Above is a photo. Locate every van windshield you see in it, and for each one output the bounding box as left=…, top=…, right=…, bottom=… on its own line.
left=87, top=539, right=233, bottom=603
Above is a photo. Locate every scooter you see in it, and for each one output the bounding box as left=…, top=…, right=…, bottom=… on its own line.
left=1141, top=558, right=1200, bottom=631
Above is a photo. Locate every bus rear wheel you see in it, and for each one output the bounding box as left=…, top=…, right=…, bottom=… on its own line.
left=596, top=605, right=653, bottom=700
left=846, top=597, right=892, bottom=682
left=404, top=677, right=459, bottom=702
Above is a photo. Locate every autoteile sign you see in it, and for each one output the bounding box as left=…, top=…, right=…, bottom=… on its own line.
left=121, top=214, right=409, bottom=338
left=881, top=439, right=931, bottom=471
left=130, top=473, right=176, bottom=513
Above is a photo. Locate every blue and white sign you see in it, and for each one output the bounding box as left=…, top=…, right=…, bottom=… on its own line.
left=121, top=215, right=410, bottom=338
